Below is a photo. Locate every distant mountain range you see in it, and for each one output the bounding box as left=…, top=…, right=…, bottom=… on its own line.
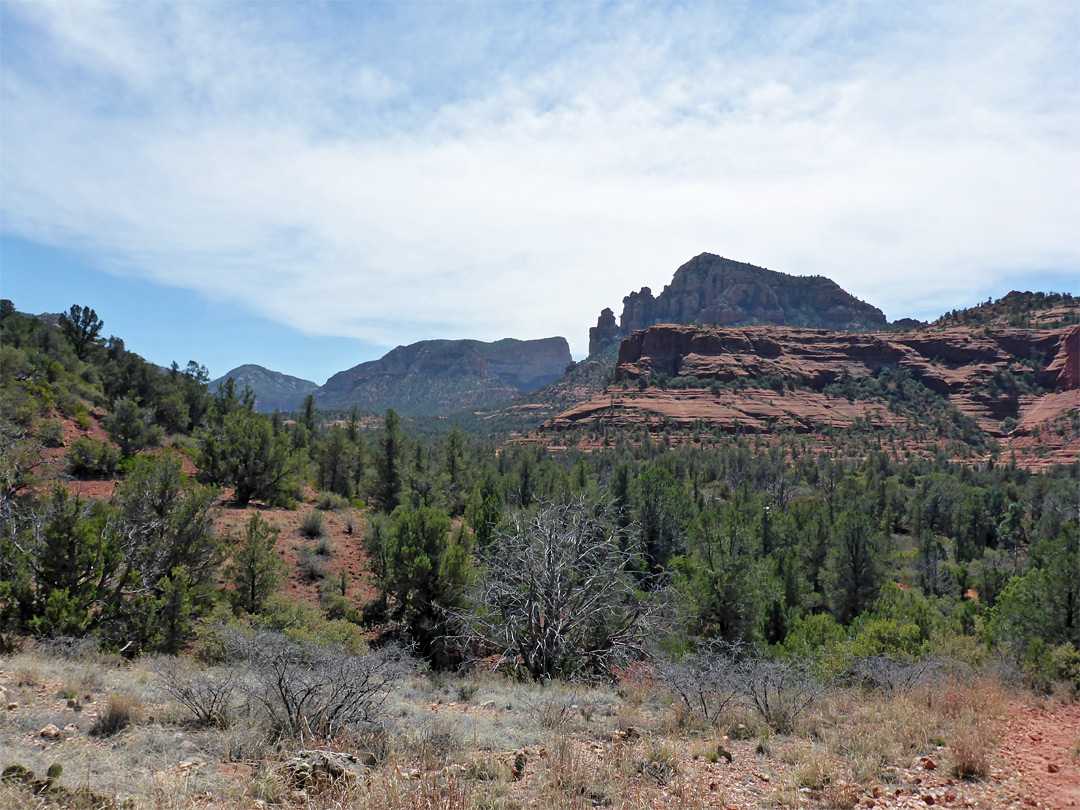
left=213, top=337, right=571, bottom=416
left=316, top=337, right=571, bottom=416
left=218, top=254, right=1075, bottom=420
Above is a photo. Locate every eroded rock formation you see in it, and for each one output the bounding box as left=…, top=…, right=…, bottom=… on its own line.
left=553, top=323, right=1079, bottom=467
left=589, top=253, right=889, bottom=355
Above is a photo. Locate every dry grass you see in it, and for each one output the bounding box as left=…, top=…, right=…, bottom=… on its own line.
left=830, top=691, right=936, bottom=782
left=89, top=694, right=142, bottom=737
left=0, top=645, right=1041, bottom=810
left=937, top=677, right=1004, bottom=780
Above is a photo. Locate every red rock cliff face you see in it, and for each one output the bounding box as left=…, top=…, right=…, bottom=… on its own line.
left=615, top=324, right=1068, bottom=402
left=1046, top=325, right=1079, bottom=391
left=549, top=323, right=1079, bottom=466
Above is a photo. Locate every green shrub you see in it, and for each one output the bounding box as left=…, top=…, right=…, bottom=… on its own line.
left=315, top=492, right=348, bottom=512
left=1, top=383, right=43, bottom=426
left=322, top=594, right=351, bottom=621
left=253, top=593, right=368, bottom=652
left=299, top=509, right=325, bottom=539
left=1051, top=642, right=1080, bottom=687
left=68, top=436, right=120, bottom=478
left=297, top=548, right=326, bottom=582
left=36, top=420, right=64, bottom=448
left=1021, top=640, right=1080, bottom=693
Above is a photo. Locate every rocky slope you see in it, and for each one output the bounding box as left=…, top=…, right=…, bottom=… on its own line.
left=316, top=336, right=572, bottom=416
left=550, top=323, right=1079, bottom=467
left=933, top=290, right=1078, bottom=330
left=589, top=253, right=891, bottom=355
left=209, top=364, right=319, bottom=413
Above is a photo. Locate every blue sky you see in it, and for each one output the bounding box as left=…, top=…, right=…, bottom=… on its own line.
left=2, top=1, right=1077, bottom=384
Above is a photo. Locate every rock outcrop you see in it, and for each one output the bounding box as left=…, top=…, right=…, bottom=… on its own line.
left=589, top=253, right=889, bottom=355
left=552, top=322, right=1079, bottom=467
left=316, top=337, right=572, bottom=416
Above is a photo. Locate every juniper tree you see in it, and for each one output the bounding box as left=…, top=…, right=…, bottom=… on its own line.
left=227, top=512, right=285, bottom=615
left=58, top=304, right=103, bottom=361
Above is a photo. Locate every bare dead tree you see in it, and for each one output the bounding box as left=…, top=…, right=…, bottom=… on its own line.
left=455, top=497, right=653, bottom=681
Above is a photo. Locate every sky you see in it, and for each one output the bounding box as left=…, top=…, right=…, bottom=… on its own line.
left=1, top=1, right=1078, bottom=384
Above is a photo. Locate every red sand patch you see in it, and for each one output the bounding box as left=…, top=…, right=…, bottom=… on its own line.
left=995, top=698, right=1080, bottom=809
left=214, top=501, right=378, bottom=611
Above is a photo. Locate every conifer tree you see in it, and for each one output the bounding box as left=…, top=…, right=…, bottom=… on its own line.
left=57, top=304, right=103, bottom=361
left=227, top=512, right=285, bottom=615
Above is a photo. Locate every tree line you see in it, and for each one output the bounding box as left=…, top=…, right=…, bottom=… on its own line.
left=1, top=301, right=1076, bottom=691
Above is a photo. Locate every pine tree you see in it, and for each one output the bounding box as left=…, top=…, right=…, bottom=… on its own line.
left=375, top=409, right=403, bottom=512
left=227, top=512, right=285, bottom=614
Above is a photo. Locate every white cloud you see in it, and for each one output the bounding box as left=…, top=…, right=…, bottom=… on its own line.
left=1, top=1, right=1076, bottom=356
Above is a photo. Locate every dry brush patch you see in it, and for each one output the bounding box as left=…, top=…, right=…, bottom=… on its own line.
left=1, top=643, right=1057, bottom=810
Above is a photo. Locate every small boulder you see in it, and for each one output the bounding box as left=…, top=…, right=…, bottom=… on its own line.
left=1048, top=763, right=1060, bottom=774
left=39, top=724, right=61, bottom=740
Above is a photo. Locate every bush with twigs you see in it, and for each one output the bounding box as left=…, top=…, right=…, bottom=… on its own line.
left=226, top=629, right=408, bottom=743
left=656, top=640, right=744, bottom=725
left=456, top=497, right=654, bottom=681
left=154, top=658, right=238, bottom=728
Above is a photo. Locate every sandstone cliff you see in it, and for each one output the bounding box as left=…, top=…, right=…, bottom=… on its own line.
left=552, top=323, right=1079, bottom=468
left=316, top=337, right=572, bottom=416
left=589, top=253, right=889, bottom=355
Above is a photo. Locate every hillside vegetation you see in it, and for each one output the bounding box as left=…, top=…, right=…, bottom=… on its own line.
left=1, top=297, right=1078, bottom=809
left=932, top=291, right=1078, bottom=330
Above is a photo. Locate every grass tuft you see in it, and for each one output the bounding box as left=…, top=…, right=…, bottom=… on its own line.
left=90, top=694, right=141, bottom=737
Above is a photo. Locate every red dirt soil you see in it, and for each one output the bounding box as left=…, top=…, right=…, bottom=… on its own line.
left=995, top=698, right=1080, bottom=809
left=214, top=501, right=379, bottom=611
